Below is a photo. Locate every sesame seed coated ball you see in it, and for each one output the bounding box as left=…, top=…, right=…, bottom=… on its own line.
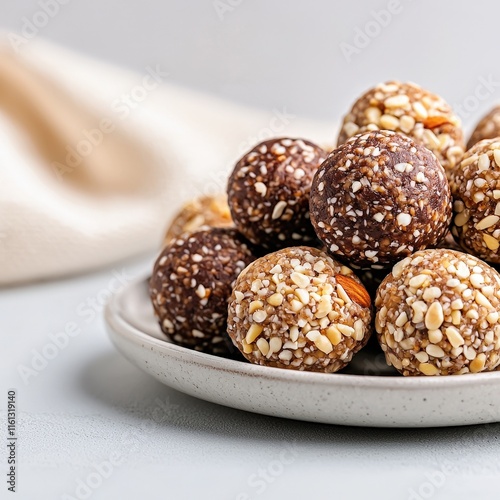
left=337, top=81, right=464, bottom=174
left=227, top=137, right=327, bottom=249
left=375, top=249, right=500, bottom=376
left=310, top=130, right=452, bottom=269
left=162, top=194, right=233, bottom=247
left=450, top=138, right=500, bottom=263
left=467, top=106, right=500, bottom=149
left=227, top=246, right=372, bottom=372
left=150, top=228, right=256, bottom=355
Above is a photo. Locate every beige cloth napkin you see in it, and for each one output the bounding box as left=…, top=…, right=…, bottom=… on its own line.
left=0, top=38, right=334, bottom=285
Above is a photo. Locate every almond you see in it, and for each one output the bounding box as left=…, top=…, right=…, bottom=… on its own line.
left=335, top=274, right=371, bottom=309
left=423, top=116, right=452, bottom=129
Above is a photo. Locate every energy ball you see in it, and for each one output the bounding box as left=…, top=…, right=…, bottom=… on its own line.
left=310, top=130, right=452, bottom=269
left=163, top=194, right=233, bottom=247
left=227, top=246, right=372, bottom=372
left=375, top=249, right=500, bottom=376
left=450, top=139, right=500, bottom=263
left=337, top=81, right=464, bottom=174
left=467, top=106, right=500, bottom=149
left=150, top=228, right=255, bottom=355
left=227, top=138, right=327, bottom=249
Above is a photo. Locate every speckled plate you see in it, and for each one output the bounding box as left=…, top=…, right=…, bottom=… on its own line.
left=105, top=276, right=500, bottom=428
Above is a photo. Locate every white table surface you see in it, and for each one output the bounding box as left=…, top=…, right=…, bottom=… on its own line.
left=2, top=254, right=500, bottom=500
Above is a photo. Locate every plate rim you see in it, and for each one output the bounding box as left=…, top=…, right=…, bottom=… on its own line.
left=105, top=276, right=500, bottom=390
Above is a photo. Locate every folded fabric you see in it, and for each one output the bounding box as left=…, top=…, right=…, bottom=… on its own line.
left=0, top=37, right=334, bottom=285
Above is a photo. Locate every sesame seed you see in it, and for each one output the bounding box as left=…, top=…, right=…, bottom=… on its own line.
left=252, top=310, right=267, bottom=323
left=278, top=350, right=293, bottom=361
left=475, top=215, right=499, bottom=230
left=494, top=150, right=500, bottom=168
left=384, top=94, right=410, bottom=107
left=272, top=201, right=288, bottom=220
left=409, top=274, right=429, bottom=288
left=425, top=301, right=444, bottom=330
left=246, top=324, right=263, bottom=344
left=256, top=338, right=269, bottom=356
left=249, top=300, right=263, bottom=313
left=478, top=153, right=490, bottom=171
left=290, top=272, right=310, bottom=288
left=267, top=293, right=283, bottom=306
left=445, top=326, right=465, bottom=348
left=415, top=351, right=429, bottom=363
left=397, top=213, right=412, bottom=227
left=419, top=363, right=439, bottom=376
left=426, top=344, right=445, bottom=358
left=195, top=284, right=206, bottom=299
left=336, top=324, right=355, bottom=337
left=254, top=182, right=267, bottom=196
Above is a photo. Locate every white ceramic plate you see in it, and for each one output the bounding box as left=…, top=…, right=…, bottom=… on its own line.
left=105, top=276, right=500, bottom=428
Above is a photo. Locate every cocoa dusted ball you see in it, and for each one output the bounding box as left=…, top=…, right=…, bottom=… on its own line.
left=227, top=138, right=327, bottom=249
left=337, top=81, right=464, bottom=174
left=310, top=130, right=452, bottom=269
left=150, top=228, right=255, bottom=355
left=375, top=249, right=500, bottom=376
left=162, top=194, right=233, bottom=247
left=450, top=138, right=500, bottom=263
left=227, top=246, right=372, bottom=372
left=467, top=106, right=500, bottom=149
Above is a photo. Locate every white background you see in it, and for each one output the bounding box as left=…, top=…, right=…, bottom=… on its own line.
left=2, top=1, right=500, bottom=499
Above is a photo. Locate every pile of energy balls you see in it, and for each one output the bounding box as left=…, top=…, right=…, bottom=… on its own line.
left=150, top=81, right=500, bottom=377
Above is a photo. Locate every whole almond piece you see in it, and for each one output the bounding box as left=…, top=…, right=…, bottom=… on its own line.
left=335, top=274, right=371, bottom=309
left=423, top=116, right=452, bottom=129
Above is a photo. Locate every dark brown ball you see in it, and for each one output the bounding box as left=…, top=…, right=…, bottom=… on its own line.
left=149, top=228, right=256, bottom=355
left=310, top=130, right=452, bottom=269
left=227, top=137, right=327, bottom=249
